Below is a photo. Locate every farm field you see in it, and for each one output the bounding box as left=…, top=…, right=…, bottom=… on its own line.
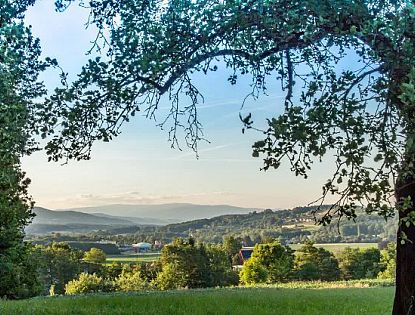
left=106, top=252, right=161, bottom=264
left=289, top=242, right=378, bottom=255
left=0, top=285, right=393, bottom=315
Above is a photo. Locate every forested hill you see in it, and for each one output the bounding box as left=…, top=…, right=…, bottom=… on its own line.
left=150, top=206, right=397, bottom=244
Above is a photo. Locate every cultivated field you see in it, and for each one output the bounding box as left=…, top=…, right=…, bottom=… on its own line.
left=106, top=252, right=161, bottom=264
left=0, top=283, right=393, bottom=315
left=289, top=242, right=378, bottom=255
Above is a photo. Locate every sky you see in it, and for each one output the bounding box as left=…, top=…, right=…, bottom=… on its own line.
left=21, top=0, right=339, bottom=210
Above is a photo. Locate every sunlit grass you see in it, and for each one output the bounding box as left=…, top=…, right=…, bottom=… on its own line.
left=1, top=284, right=393, bottom=315
left=289, top=243, right=378, bottom=255
left=106, top=253, right=161, bottom=264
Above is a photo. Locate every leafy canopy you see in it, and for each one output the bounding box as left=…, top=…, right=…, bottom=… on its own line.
left=42, top=0, right=415, bottom=224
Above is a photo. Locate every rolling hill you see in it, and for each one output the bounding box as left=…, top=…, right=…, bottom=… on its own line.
left=59, top=203, right=259, bottom=222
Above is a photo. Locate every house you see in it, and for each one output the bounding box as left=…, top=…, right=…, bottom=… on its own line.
left=232, top=247, right=255, bottom=271
left=239, top=247, right=254, bottom=262
left=132, top=242, right=152, bottom=253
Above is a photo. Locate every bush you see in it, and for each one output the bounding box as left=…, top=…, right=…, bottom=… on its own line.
left=65, top=273, right=113, bottom=295
left=239, top=258, right=268, bottom=285
left=115, top=266, right=149, bottom=292
left=155, top=263, right=188, bottom=290
left=378, top=242, right=396, bottom=279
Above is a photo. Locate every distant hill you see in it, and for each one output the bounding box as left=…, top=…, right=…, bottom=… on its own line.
left=32, top=207, right=134, bottom=226
left=59, top=203, right=260, bottom=223
left=27, top=207, right=166, bottom=234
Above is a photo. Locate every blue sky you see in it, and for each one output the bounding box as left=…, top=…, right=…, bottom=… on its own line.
left=22, top=0, right=337, bottom=210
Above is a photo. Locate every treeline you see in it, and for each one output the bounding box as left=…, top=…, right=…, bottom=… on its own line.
left=3, top=237, right=396, bottom=299
left=12, top=239, right=240, bottom=297
left=28, top=206, right=397, bottom=246
left=239, top=241, right=395, bottom=284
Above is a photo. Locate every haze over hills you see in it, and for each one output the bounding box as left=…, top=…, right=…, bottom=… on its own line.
left=27, top=207, right=169, bottom=234
left=58, top=203, right=260, bottom=222
left=25, top=204, right=262, bottom=234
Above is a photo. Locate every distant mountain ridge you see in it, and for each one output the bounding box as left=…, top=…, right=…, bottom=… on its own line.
left=59, top=203, right=260, bottom=222
left=26, top=204, right=262, bottom=234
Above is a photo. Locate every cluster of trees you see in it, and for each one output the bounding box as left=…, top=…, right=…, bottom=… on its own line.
left=0, top=233, right=397, bottom=298
left=240, top=241, right=396, bottom=285
left=65, top=238, right=239, bottom=295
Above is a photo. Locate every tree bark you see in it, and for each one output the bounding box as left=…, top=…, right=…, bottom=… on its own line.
left=393, top=180, right=415, bottom=315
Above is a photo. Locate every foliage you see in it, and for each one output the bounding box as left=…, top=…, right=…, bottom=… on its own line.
left=239, top=258, right=268, bottom=285
left=37, top=242, right=84, bottom=295
left=157, top=238, right=212, bottom=289
left=378, top=242, right=396, bottom=279
left=252, top=241, right=294, bottom=282
left=156, top=238, right=236, bottom=290
left=240, top=241, right=294, bottom=284
left=223, top=236, right=242, bottom=260
left=65, top=273, right=112, bottom=295
left=338, top=247, right=381, bottom=280
left=294, top=241, right=340, bottom=281
left=83, top=248, right=106, bottom=264
left=114, top=265, right=149, bottom=292
left=206, top=244, right=239, bottom=287
left=46, top=0, right=415, bottom=224
left=0, top=244, right=42, bottom=299
left=0, top=0, right=56, bottom=299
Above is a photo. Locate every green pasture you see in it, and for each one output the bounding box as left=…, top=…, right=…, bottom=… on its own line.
left=0, top=285, right=393, bottom=315
left=289, top=243, right=378, bottom=255
left=106, top=252, right=161, bottom=264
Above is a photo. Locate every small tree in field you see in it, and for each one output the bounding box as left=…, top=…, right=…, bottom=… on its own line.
left=33, top=0, right=415, bottom=312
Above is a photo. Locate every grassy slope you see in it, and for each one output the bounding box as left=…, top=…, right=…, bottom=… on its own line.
left=0, top=286, right=393, bottom=315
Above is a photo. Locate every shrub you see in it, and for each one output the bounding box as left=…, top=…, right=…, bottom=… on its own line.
left=239, top=258, right=268, bottom=285
left=65, top=273, right=113, bottom=295
left=115, top=266, right=149, bottom=292
left=155, top=263, right=188, bottom=290
left=378, top=242, right=396, bottom=279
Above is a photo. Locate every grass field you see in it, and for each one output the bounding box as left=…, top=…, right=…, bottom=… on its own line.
left=106, top=252, right=161, bottom=264
left=289, top=243, right=378, bottom=255
left=0, top=285, right=393, bottom=315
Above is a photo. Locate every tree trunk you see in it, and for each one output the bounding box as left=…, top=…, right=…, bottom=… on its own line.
left=393, top=181, right=415, bottom=315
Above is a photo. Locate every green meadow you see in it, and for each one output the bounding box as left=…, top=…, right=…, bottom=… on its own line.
left=289, top=242, right=378, bottom=255
left=105, top=253, right=161, bottom=264
left=0, top=284, right=393, bottom=315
